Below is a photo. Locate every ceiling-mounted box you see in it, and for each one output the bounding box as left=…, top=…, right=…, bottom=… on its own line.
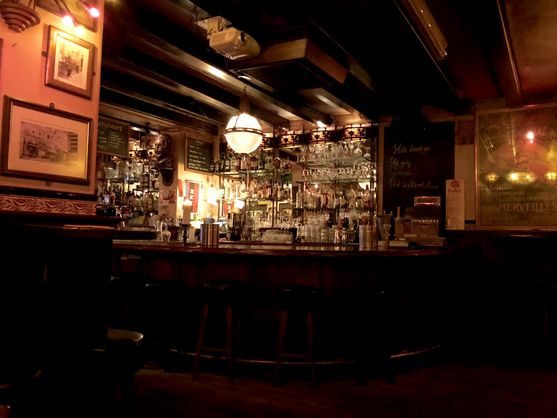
left=209, top=27, right=260, bottom=60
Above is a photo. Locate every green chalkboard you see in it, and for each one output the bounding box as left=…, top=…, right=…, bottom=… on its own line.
left=97, top=117, right=129, bottom=157
left=186, top=138, right=213, bottom=172
left=383, top=120, right=455, bottom=217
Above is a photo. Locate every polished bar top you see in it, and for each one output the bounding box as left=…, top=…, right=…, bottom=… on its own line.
left=112, top=239, right=447, bottom=258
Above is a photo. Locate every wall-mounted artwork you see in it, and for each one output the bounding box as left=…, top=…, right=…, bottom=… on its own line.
left=37, top=0, right=98, bottom=31
left=1, top=96, right=92, bottom=187
left=476, top=103, right=557, bottom=229
left=45, top=26, right=95, bottom=99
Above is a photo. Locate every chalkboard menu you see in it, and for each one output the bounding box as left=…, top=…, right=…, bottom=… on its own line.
left=383, top=120, right=455, bottom=217
left=186, top=137, right=213, bottom=172
left=97, top=117, right=129, bottom=157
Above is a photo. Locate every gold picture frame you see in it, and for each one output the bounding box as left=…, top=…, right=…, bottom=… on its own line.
left=37, top=0, right=98, bottom=31
left=45, top=26, right=95, bottom=99
left=1, top=96, right=92, bottom=186
left=476, top=103, right=557, bottom=229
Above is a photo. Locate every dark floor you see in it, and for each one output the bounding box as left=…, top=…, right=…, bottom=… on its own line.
left=129, top=351, right=557, bottom=418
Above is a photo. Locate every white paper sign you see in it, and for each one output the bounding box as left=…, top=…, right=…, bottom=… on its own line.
left=446, top=179, right=465, bottom=230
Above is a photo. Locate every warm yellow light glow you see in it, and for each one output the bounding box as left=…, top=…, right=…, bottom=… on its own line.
left=359, top=181, right=370, bottom=189
left=182, top=198, right=192, bottom=224
left=62, top=15, right=74, bottom=27
left=506, top=171, right=536, bottom=184
left=234, top=198, right=245, bottom=210
left=88, top=6, right=100, bottom=18
left=545, top=171, right=557, bottom=182
left=526, top=130, right=535, bottom=143
left=207, top=186, right=219, bottom=206
left=208, top=65, right=227, bottom=80
left=485, top=171, right=499, bottom=183
left=224, top=112, right=263, bottom=154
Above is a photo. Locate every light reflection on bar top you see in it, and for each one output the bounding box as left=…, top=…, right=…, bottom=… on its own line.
left=217, top=242, right=358, bottom=251
left=113, top=240, right=445, bottom=257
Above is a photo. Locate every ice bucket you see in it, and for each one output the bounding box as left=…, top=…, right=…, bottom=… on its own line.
left=200, top=224, right=219, bottom=247
left=359, top=225, right=374, bottom=251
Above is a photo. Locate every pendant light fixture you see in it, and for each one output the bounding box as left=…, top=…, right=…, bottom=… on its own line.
left=224, top=89, right=263, bottom=154
left=0, top=1, right=41, bottom=33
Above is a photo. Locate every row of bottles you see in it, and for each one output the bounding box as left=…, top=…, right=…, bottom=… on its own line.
left=210, top=149, right=293, bottom=174
left=294, top=183, right=373, bottom=211
left=96, top=152, right=161, bottom=218
left=220, top=176, right=293, bottom=203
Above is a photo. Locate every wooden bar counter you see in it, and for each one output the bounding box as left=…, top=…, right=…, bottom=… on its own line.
left=112, top=241, right=448, bottom=315
left=112, top=240, right=451, bottom=362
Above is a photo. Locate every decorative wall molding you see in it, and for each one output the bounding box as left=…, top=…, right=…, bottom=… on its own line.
left=0, top=194, right=96, bottom=215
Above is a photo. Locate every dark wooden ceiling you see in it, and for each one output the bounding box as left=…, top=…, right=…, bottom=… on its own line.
left=99, top=0, right=557, bottom=134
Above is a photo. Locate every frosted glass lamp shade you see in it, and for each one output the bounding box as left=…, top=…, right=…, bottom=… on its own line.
left=224, top=112, right=263, bottom=154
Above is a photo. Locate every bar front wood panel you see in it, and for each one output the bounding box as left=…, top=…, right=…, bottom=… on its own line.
left=112, top=242, right=449, bottom=357
left=112, top=242, right=448, bottom=296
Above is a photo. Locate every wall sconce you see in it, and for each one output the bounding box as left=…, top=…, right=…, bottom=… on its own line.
left=224, top=89, right=263, bottom=154
left=0, top=0, right=41, bottom=33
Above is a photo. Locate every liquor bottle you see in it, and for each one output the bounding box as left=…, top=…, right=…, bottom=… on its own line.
left=394, top=206, right=404, bottom=239
left=295, top=187, right=304, bottom=209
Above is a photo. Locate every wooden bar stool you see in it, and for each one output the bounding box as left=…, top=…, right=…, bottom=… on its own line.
left=141, top=280, right=189, bottom=368
left=274, top=284, right=321, bottom=385
left=348, top=288, right=394, bottom=384
left=192, top=280, right=243, bottom=380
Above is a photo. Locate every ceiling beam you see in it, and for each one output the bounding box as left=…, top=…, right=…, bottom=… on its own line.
left=100, top=85, right=220, bottom=136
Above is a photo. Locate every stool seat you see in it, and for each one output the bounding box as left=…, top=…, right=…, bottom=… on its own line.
left=107, top=328, right=144, bottom=345
left=104, top=327, right=144, bottom=374
left=102, top=327, right=144, bottom=413
left=276, top=284, right=321, bottom=310
left=199, top=280, right=243, bottom=304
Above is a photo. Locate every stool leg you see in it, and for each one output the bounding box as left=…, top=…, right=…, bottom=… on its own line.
left=225, top=303, right=234, bottom=380
left=193, top=303, right=209, bottom=380
left=306, top=310, right=315, bottom=384
left=274, top=309, right=288, bottom=385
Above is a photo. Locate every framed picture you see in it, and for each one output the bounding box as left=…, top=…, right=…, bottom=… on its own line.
left=37, top=0, right=98, bottom=31
left=476, top=103, right=557, bottom=229
left=45, top=26, right=95, bottom=99
left=1, top=96, right=92, bottom=186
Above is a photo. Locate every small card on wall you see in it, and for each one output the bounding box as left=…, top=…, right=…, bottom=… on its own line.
left=446, top=179, right=465, bottom=230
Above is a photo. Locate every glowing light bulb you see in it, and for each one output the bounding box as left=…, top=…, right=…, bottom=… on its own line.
left=546, top=171, right=557, bottom=182
left=62, top=15, right=75, bottom=27
left=526, top=130, right=535, bottom=143
left=485, top=171, right=499, bottom=183
left=88, top=6, right=100, bottom=17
